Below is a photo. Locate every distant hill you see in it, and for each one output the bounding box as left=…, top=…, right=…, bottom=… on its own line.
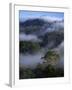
left=20, top=19, right=45, bottom=26
left=19, top=18, right=64, bottom=53
left=19, top=18, right=64, bottom=35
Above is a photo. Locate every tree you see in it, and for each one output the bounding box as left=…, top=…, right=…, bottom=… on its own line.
left=43, top=50, right=60, bottom=65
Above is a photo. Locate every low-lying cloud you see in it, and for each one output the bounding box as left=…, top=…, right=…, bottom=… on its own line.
left=41, top=16, right=63, bottom=22
left=19, top=34, right=42, bottom=42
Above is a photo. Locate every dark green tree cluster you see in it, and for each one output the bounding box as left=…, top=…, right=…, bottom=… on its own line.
left=19, top=64, right=64, bottom=79
left=42, top=50, right=60, bottom=65
left=20, top=41, right=40, bottom=54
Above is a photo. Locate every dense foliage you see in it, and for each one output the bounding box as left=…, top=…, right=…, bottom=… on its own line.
left=19, top=64, right=64, bottom=79
left=20, top=41, right=40, bottom=54
left=43, top=50, right=60, bottom=65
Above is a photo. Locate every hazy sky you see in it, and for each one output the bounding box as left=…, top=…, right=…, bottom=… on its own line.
left=19, top=10, right=64, bottom=22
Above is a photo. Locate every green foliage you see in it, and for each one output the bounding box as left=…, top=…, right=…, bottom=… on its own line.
left=19, top=64, right=64, bottom=79
left=19, top=67, right=36, bottom=79
left=43, top=50, right=60, bottom=65
left=44, top=65, right=64, bottom=77
left=20, top=41, right=40, bottom=54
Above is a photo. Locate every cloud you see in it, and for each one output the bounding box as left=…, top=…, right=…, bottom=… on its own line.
left=40, top=16, right=63, bottom=22
left=19, top=34, right=42, bottom=42
left=44, top=19, right=64, bottom=33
